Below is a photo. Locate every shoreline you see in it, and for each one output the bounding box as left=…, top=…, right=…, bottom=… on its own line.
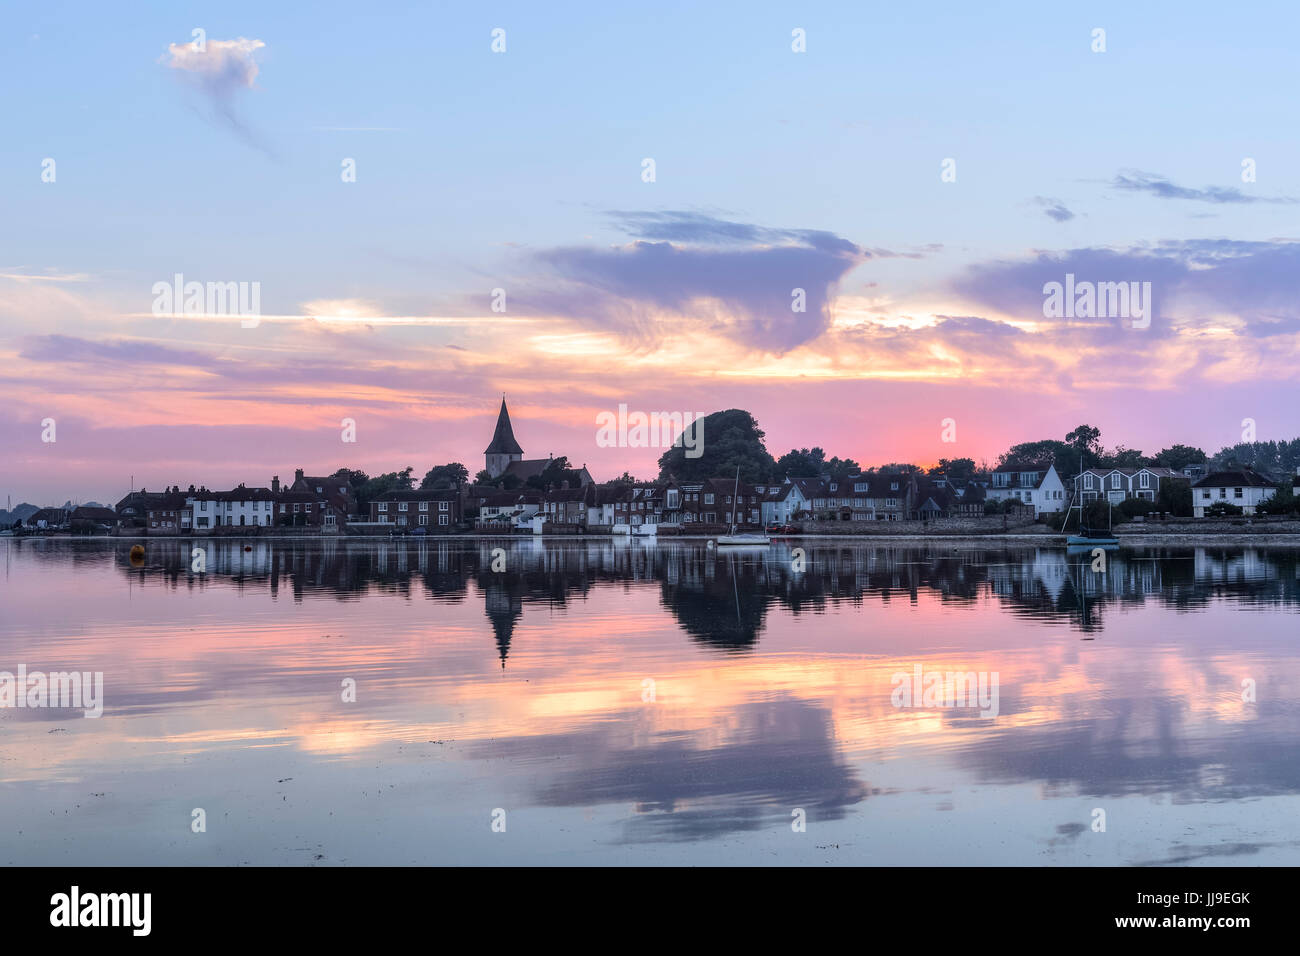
left=6, top=532, right=1300, bottom=545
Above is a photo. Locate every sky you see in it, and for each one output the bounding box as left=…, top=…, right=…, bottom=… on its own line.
left=3, top=1, right=1299, bottom=504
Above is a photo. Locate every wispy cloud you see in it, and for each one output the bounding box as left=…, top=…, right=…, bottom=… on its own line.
left=1111, top=169, right=1297, bottom=205
left=1032, top=197, right=1075, bottom=222
left=161, top=36, right=270, bottom=154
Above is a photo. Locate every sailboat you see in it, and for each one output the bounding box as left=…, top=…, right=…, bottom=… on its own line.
left=716, top=466, right=770, bottom=546
left=1062, top=453, right=1119, bottom=548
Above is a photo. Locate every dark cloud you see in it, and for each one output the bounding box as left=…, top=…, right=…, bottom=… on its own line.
left=1032, top=197, right=1075, bottom=222
left=952, top=239, right=1300, bottom=338
left=521, top=214, right=871, bottom=351
left=1111, top=170, right=1296, bottom=205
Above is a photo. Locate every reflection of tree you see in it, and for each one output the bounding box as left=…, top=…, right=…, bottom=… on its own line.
left=82, top=536, right=1300, bottom=653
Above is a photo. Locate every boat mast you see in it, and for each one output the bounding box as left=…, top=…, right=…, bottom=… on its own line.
left=730, top=465, right=740, bottom=533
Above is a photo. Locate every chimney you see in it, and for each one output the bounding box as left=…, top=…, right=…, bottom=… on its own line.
left=272, top=475, right=280, bottom=494
left=294, top=468, right=304, bottom=484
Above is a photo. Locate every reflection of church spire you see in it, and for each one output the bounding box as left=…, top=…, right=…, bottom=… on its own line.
left=483, top=582, right=523, bottom=669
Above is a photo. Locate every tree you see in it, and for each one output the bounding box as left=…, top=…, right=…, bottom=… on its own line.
left=1258, top=481, right=1298, bottom=515
left=524, top=456, right=583, bottom=490
left=1156, top=479, right=1193, bottom=517
left=1065, top=424, right=1103, bottom=462
left=421, top=462, right=468, bottom=490
left=932, top=457, right=976, bottom=481
left=825, top=456, right=862, bottom=481
left=774, top=447, right=826, bottom=478
left=1098, top=445, right=1148, bottom=469
left=474, top=469, right=492, bottom=484
left=355, top=467, right=414, bottom=511
left=656, top=409, right=776, bottom=484
left=1153, top=444, right=1206, bottom=472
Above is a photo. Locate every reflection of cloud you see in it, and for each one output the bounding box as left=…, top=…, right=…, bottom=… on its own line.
left=470, top=697, right=871, bottom=843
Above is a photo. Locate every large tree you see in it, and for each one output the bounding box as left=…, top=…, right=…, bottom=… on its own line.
left=1153, top=444, right=1207, bottom=472
left=421, top=462, right=469, bottom=490
left=656, top=409, right=776, bottom=484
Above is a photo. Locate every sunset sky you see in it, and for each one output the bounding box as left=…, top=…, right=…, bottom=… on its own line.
left=4, top=1, right=1299, bottom=505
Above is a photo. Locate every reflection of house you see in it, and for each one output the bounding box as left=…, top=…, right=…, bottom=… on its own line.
left=1191, top=469, right=1276, bottom=517
left=369, top=489, right=461, bottom=529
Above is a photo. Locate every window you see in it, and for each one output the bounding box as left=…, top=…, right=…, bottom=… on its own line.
left=438, top=515, right=448, bottom=526
left=419, top=501, right=428, bottom=511
left=704, top=493, right=714, bottom=505
left=399, top=502, right=408, bottom=512
left=1140, top=472, right=1150, bottom=489
left=378, top=502, right=388, bottom=512
left=890, top=482, right=899, bottom=491
left=439, top=501, right=449, bottom=511
left=293, top=503, right=301, bottom=513
left=1234, top=487, right=1243, bottom=499
left=1111, top=474, right=1121, bottom=488
left=419, top=515, right=428, bottom=525
left=1202, top=490, right=1211, bottom=500
left=1085, top=475, right=1094, bottom=489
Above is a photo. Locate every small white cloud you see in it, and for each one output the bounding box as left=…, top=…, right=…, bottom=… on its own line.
left=162, top=37, right=269, bottom=152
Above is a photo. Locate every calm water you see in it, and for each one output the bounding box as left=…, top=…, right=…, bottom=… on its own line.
left=2, top=536, right=1298, bottom=866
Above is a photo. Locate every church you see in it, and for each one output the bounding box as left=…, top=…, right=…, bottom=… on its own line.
left=483, top=397, right=593, bottom=486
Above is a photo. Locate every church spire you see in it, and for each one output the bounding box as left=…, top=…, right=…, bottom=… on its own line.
left=484, top=397, right=524, bottom=456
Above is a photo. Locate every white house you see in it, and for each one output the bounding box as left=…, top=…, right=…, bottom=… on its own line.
left=1191, top=469, right=1278, bottom=517
left=189, top=486, right=277, bottom=529
left=987, top=463, right=1066, bottom=516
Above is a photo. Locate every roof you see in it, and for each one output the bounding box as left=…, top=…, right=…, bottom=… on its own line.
left=71, top=506, right=117, bottom=522
left=1192, top=469, right=1276, bottom=488
left=188, top=486, right=277, bottom=502
left=484, top=398, right=524, bottom=456
left=372, top=489, right=459, bottom=501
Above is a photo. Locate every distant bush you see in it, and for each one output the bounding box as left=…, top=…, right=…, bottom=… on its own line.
left=1205, top=501, right=1244, bottom=518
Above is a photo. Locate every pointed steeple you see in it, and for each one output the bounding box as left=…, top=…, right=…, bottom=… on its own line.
left=484, top=397, right=524, bottom=456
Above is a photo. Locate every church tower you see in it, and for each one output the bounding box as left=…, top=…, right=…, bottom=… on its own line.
left=484, top=397, right=524, bottom=478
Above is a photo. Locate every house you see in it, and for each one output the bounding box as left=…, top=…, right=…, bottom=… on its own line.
left=146, top=488, right=192, bottom=532
left=586, top=486, right=626, bottom=526
left=69, top=505, right=118, bottom=531
left=188, top=485, right=277, bottom=529
left=541, top=485, right=592, bottom=525
left=26, top=507, right=70, bottom=530
left=369, top=489, right=461, bottom=529
left=115, top=489, right=176, bottom=528
left=274, top=490, right=345, bottom=531
left=1074, top=466, right=1179, bottom=506
left=1191, top=469, right=1278, bottom=517
left=987, top=463, right=1067, bottom=516
left=475, top=491, right=541, bottom=525
left=281, top=469, right=357, bottom=518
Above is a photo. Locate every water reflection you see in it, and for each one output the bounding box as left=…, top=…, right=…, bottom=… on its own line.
left=1, top=537, right=1298, bottom=864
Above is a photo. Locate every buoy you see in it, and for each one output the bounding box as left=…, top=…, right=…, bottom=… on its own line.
left=243, top=545, right=252, bottom=552
left=129, top=544, right=145, bottom=566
